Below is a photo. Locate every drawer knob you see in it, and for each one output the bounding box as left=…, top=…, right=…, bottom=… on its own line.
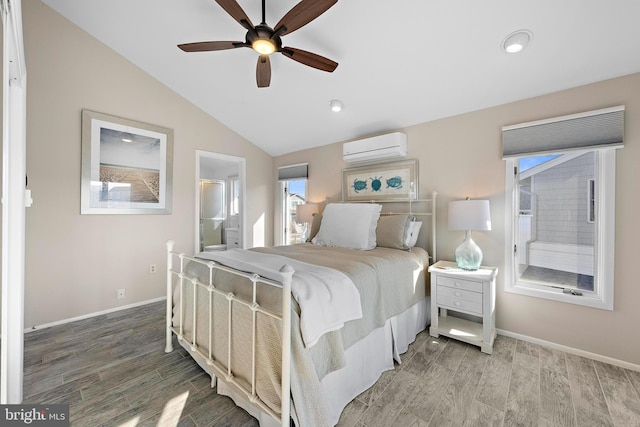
left=454, top=301, right=461, bottom=306
left=454, top=291, right=461, bottom=297
left=454, top=282, right=460, bottom=287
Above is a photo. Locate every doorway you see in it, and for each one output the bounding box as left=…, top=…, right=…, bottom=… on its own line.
left=195, top=151, right=246, bottom=254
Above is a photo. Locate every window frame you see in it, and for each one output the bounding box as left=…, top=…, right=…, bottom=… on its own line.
left=504, top=148, right=616, bottom=310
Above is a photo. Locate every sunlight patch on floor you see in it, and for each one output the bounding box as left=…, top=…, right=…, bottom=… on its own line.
left=157, top=391, right=190, bottom=427
left=117, top=416, right=140, bottom=427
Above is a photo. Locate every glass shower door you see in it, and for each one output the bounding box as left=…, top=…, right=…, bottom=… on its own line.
left=200, top=180, right=225, bottom=251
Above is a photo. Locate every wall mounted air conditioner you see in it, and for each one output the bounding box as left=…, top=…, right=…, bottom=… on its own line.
left=343, top=132, right=408, bottom=164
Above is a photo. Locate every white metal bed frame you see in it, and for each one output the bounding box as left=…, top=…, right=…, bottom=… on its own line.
left=165, top=191, right=437, bottom=427
left=164, top=247, right=293, bottom=425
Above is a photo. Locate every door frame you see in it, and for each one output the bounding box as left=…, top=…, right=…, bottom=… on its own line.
left=195, top=150, right=246, bottom=254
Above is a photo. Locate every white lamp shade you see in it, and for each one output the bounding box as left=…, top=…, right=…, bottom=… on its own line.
left=296, top=203, right=319, bottom=223
left=448, top=199, right=492, bottom=231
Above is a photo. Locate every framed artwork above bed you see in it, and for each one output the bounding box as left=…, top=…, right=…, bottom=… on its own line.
left=80, top=110, right=174, bottom=214
left=342, top=159, right=418, bottom=202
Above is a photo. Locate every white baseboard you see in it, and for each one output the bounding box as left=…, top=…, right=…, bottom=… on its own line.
left=497, top=328, right=640, bottom=373
left=24, top=297, right=167, bottom=333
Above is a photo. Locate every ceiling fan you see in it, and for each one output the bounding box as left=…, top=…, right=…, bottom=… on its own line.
left=178, top=0, right=339, bottom=88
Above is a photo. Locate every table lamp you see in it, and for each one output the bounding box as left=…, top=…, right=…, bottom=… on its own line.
left=448, top=198, right=491, bottom=270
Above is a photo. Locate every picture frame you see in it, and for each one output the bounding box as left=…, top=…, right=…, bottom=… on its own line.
left=342, top=159, right=418, bottom=201
left=81, top=110, right=174, bottom=214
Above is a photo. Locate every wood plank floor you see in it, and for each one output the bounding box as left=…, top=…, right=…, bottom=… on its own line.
left=18, top=301, right=640, bottom=427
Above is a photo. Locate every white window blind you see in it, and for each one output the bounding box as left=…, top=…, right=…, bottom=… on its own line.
left=502, top=106, right=625, bottom=158
left=277, top=163, right=308, bottom=181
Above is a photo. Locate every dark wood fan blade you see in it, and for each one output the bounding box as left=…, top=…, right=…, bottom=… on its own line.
left=178, top=41, right=245, bottom=52
left=215, top=0, right=254, bottom=30
left=274, top=0, right=337, bottom=36
left=256, top=55, right=271, bottom=88
left=282, top=47, right=338, bottom=72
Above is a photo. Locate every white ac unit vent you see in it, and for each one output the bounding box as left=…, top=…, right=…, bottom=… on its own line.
left=343, top=132, right=408, bottom=164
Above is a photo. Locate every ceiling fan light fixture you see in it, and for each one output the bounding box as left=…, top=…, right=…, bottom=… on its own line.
left=502, top=30, right=533, bottom=53
left=252, top=39, right=276, bottom=55
left=178, top=0, right=340, bottom=87
left=329, top=99, right=343, bottom=112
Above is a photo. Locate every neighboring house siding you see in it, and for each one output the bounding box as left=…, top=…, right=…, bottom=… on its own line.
left=533, top=152, right=595, bottom=246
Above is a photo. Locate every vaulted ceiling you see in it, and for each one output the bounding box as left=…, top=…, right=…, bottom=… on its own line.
left=43, top=0, right=640, bottom=156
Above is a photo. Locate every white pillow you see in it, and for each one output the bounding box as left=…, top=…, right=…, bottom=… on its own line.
left=405, top=221, right=422, bottom=247
left=312, top=203, right=382, bottom=250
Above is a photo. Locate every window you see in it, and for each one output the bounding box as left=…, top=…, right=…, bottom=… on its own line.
left=282, top=179, right=308, bottom=245
left=503, top=107, right=623, bottom=310
left=277, top=163, right=309, bottom=246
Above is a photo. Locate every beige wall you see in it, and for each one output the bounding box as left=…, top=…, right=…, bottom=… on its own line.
left=5, top=2, right=274, bottom=327
left=275, top=73, right=640, bottom=366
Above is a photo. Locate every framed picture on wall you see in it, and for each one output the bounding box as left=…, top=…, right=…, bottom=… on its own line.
left=80, top=109, right=174, bottom=214
left=342, top=159, right=418, bottom=201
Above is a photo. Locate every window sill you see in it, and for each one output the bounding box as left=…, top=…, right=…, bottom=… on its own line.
left=506, top=281, right=613, bottom=311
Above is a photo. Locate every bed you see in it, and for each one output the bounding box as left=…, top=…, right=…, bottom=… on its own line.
left=165, top=193, right=437, bottom=426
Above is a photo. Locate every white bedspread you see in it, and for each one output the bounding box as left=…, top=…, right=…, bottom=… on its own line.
left=196, top=249, right=363, bottom=347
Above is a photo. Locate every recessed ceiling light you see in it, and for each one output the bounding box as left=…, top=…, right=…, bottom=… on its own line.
left=502, top=30, right=533, bottom=53
left=329, top=99, right=343, bottom=112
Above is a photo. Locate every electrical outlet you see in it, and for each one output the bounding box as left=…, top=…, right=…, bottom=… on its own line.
left=117, top=289, right=125, bottom=299
left=149, top=264, right=157, bottom=274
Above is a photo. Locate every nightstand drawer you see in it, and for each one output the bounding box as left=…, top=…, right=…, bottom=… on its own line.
left=437, top=285, right=482, bottom=303
left=436, top=293, right=483, bottom=315
left=437, top=275, right=482, bottom=293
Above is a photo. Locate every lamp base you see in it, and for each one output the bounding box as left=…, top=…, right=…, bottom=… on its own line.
left=455, top=230, right=483, bottom=270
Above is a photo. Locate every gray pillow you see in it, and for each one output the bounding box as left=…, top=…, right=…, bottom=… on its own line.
left=376, top=214, right=410, bottom=249
left=306, top=213, right=322, bottom=242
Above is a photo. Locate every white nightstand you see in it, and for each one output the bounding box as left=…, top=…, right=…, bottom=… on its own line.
left=428, top=260, right=498, bottom=354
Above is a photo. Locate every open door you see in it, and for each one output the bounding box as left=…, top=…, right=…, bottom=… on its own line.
left=1, top=0, right=28, bottom=404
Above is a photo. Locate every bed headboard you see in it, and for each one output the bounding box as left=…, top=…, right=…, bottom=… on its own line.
left=326, top=191, right=438, bottom=261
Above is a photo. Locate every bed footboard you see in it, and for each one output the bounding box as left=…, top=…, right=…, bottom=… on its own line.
left=165, top=241, right=293, bottom=427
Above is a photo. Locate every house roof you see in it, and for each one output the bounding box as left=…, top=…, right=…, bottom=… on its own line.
left=42, top=0, right=640, bottom=156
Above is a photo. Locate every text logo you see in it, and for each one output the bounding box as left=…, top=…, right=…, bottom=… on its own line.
left=1, top=405, right=69, bottom=426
